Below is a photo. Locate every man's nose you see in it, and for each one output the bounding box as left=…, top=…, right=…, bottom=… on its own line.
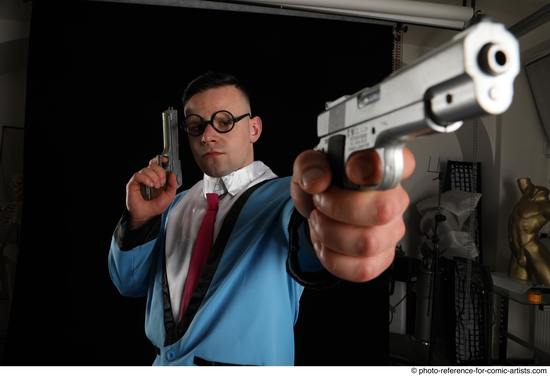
left=202, top=122, right=218, bottom=142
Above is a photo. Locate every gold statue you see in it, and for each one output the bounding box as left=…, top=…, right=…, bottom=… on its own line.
left=508, top=178, right=550, bottom=286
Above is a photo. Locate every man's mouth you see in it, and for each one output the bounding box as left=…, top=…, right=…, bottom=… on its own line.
left=202, top=151, right=224, bottom=158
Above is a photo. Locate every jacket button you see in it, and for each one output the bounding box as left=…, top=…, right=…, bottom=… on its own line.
left=166, top=350, right=176, bottom=361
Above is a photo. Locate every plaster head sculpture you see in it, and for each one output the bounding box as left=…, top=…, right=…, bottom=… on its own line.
left=508, top=177, right=550, bottom=286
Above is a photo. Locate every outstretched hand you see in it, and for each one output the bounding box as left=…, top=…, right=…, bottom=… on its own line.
left=291, top=148, right=415, bottom=282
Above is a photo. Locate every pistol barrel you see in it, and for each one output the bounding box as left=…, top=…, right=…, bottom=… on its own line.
left=161, top=108, right=182, bottom=187
left=315, top=19, right=519, bottom=190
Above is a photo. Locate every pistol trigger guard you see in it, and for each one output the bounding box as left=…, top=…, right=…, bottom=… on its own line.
left=325, top=134, right=404, bottom=191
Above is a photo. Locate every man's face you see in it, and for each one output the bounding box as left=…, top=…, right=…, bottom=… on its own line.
left=185, top=85, right=262, bottom=177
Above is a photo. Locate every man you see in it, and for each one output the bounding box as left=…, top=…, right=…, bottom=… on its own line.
left=109, top=71, right=415, bottom=365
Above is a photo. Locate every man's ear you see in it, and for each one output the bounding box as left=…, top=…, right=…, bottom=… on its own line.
left=249, top=115, right=262, bottom=143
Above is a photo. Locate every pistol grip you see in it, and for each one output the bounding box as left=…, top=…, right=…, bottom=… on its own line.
left=139, top=154, right=168, bottom=201
left=140, top=184, right=164, bottom=201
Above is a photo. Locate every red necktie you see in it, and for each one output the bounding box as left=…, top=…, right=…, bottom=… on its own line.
left=178, top=192, right=219, bottom=320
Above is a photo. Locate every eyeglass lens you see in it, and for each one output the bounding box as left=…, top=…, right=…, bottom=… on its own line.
left=184, top=111, right=237, bottom=136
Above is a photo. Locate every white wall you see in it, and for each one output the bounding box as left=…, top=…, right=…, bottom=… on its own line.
left=399, top=0, right=550, bottom=274
left=395, top=0, right=550, bottom=361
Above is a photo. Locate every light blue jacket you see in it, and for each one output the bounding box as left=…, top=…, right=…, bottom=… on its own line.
left=109, top=177, right=323, bottom=365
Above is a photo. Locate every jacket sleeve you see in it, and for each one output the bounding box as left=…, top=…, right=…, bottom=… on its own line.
left=283, top=203, right=340, bottom=289
left=108, top=210, right=162, bottom=297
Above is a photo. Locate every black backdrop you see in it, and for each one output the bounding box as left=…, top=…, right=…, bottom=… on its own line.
left=4, top=0, right=393, bottom=365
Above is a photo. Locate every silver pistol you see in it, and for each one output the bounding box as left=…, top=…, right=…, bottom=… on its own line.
left=140, top=107, right=183, bottom=200
left=315, top=19, right=520, bottom=190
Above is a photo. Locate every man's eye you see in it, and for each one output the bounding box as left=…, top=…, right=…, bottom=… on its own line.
left=186, top=121, right=202, bottom=129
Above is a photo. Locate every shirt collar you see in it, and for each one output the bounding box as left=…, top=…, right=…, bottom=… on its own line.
left=202, top=161, right=272, bottom=198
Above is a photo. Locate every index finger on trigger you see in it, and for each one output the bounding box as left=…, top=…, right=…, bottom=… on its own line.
left=147, top=161, right=167, bottom=184
left=345, top=147, right=416, bottom=186
left=345, top=149, right=382, bottom=186
left=148, top=155, right=169, bottom=166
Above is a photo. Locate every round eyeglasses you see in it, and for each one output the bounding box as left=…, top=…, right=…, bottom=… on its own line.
left=183, top=110, right=251, bottom=137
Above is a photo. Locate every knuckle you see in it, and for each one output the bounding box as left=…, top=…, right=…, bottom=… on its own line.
left=354, top=261, right=376, bottom=282
left=376, top=201, right=394, bottom=223
left=357, top=232, right=377, bottom=255
left=354, top=252, right=394, bottom=282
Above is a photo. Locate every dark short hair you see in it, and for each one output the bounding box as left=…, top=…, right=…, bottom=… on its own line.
left=181, top=71, right=251, bottom=110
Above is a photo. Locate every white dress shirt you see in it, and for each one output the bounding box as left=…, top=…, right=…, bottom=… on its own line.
left=164, top=161, right=277, bottom=321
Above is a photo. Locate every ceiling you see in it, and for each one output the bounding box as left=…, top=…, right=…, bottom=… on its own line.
left=0, top=0, right=549, bottom=75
